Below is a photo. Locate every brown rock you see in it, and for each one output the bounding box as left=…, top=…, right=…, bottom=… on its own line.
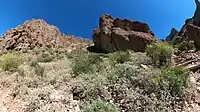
left=186, top=24, right=200, bottom=49
left=0, top=19, right=91, bottom=52
left=166, top=28, right=178, bottom=41
left=93, top=14, right=157, bottom=53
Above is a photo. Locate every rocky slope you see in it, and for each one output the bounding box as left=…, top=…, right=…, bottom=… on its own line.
left=0, top=19, right=91, bottom=52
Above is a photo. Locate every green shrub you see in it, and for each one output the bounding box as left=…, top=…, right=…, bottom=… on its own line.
left=153, top=67, right=189, bottom=97
left=67, top=49, right=88, bottom=59
left=72, top=73, right=108, bottom=101
left=108, top=51, right=130, bottom=65
left=106, top=64, right=138, bottom=84
left=72, top=53, right=103, bottom=76
left=105, top=63, right=180, bottom=111
left=146, top=43, right=174, bottom=67
left=174, top=40, right=196, bottom=51
left=37, top=52, right=54, bottom=62
left=30, top=61, right=44, bottom=77
left=1, top=53, right=23, bottom=72
left=81, top=100, right=118, bottom=112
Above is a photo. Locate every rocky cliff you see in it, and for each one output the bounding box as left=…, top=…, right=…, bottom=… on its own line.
left=166, top=28, right=178, bottom=41
left=170, top=0, right=200, bottom=49
left=93, top=14, right=158, bottom=53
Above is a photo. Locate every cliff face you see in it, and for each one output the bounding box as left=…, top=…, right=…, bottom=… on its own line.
left=169, top=0, right=200, bottom=50
left=166, top=28, right=178, bottom=41
left=93, top=14, right=158, bottom=53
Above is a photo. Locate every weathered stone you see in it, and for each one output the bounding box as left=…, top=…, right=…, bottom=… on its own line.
left=93, top=14, right=157, bottom=53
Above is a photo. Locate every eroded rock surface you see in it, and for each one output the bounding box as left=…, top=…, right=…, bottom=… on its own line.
left=93, top=14, right=158, bottom=53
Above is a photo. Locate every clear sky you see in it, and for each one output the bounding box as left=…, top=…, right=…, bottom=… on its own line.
left=0, top=0, right=196, bottom=39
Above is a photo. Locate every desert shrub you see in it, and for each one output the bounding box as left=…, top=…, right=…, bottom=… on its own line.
left=67, top=49, right=88, bottom=59
left=72, top=53, right=103, bottom=76
left=153, top=67, right=189, bottom=97
left=174, top=41, right=196, bottom=51
left=81, top=100, right=118, bottom=112
left=37, top=52, right=54, bottom=62
left=1, top=53, right=23, bottom=72
left=46, top=49, right=65, bottom=60
left=105, top=64, right=176, bottom=111
left=72, top=73, right=108, bottom=101
left=108, top=51, right=130, bottom=65
left=130, top=52, right=152, bottom=66
left=30, top=61, right=44, bottom=77
left=146, top=43, right=174, bottom=67
left=106, top=64, right=138, bottom=84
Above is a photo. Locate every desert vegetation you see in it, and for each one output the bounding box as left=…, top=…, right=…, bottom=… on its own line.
left=0, top=45, right=193, bottom=112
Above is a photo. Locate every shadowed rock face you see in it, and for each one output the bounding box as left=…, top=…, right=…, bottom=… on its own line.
left=166, top=28, right=178, bottom=41
left=93, top=14, right=158, bottom=53
left=186, top=24, right=200, bottom=49
left=194, top=0, right=200, bottom=25
left=0, top=19, right=91, bottom=52
left=169, top=0, right=200, bottom=49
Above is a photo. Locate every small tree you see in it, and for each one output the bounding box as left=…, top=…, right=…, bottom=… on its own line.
left=146, top=43, right=174, bottom=67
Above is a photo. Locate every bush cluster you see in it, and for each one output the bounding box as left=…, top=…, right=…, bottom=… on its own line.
left=146, top=43, right=174, bottom=67
left=1, top=53, right=23, bottom=72
left=72, top=53, right=103, bottom=76
left=37, top=52, right=54, bottom=62
left=153, top=67, right=189, bottom=97
left=81, top=100, right=118, bottom=112
left=108, top=51, right=131, bottom=65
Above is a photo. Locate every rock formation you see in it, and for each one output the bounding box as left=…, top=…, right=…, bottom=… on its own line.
left=194, top=0, right=200, bottom=26
left=93, top=14, right=158, bottom=53
left=166, top=28, right=178, bottom=41
left=170, top=0, right=200, bottom=49
left=0, top=19, right=91, bottom=52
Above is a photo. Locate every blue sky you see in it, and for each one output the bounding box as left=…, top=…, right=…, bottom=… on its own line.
left=0, top=0, right=196, bottom=39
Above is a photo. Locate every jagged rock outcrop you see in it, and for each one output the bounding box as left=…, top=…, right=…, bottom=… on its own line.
left=0, top=19, right=91, bottom=52
left=171, top=0, right=200, bottom=49
left=93, top=14, right=158, bottom=53
left=194, top=0, right=200, bottom=26
left=166, top=28, right=178, bottom=41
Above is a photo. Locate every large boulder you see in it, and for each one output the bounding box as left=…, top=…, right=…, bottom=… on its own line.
left=93, top=14, right=158, bottom=53
left=0, top=19, right=90, bottom=52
